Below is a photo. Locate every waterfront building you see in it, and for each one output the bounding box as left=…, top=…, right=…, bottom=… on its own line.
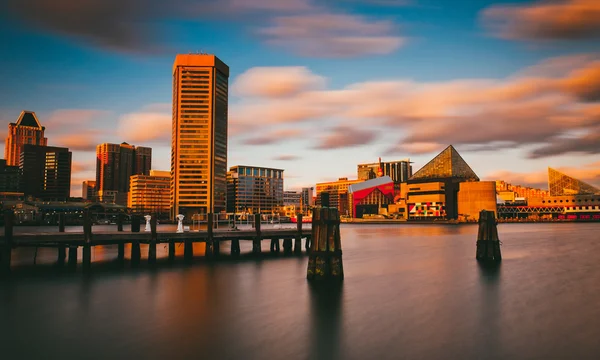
left=548, top=167, right=600, bottom=196
left=226, top=165, right=284, bottom=214
left=5, top=111, right=48, bottom=166
left=96, top=142, right=151, bottom=205
left=20, top=144, right=72, bottom=201
left=171, top=54, right=229, bottom=219
left=357, top=158, right=413, bottom=185
left=0, top=159, right=20, bottom=193
left=82, top=180, right=97, bottom=201
left=348, top=176, right=395, bottom=218
left=495, top=180, right=549, bottom=201
left=128, top=170, right=170, bottom=218
left=316, top=178, right=363, bottom=215
left=284, top=190, right=302, bottom=207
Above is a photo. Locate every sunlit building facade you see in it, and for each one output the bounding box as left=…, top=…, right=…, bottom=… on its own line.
left=82, top=180, right=97, bottom=201
left=5, top=111, right=47, bottom=166
left=316, top=178, right=363, bottom=215
left=171, top=54, right=229, bottom=219
left=128, top=170, right=171, bottom=218
left=226, top=165, right=284, bottom=214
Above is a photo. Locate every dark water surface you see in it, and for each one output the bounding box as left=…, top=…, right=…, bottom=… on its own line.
left=2, top=223, right=600, bottom=359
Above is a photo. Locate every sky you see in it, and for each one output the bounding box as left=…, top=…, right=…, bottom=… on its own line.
left=1, top=0, right=599, bottom=197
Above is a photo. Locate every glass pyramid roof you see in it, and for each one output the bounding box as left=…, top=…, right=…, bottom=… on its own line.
left=548, top=167, right=600, bottom=196
left=410, top=145, right=479, bottom=181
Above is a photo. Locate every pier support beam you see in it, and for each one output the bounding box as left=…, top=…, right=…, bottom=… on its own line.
left=117, top=213, right=123, bottom=232
left=68, top=246, right=78, bottom=268
left=82, top=210, right=92, bottom=272
left=206, top=213, right=214, bottom=258
left=1, top=210, right=14, bottom=274
left=252, top=215, right=262, bottom=255
left=307, top=207, right=344, bottom=281
left=476, top=210, right=502, bottom=262
left=57, top=246, right=66, bottom=266
left=168, top=240, right=176, bottom=263
left=131, top=215, right=141, bottom=266
left=283, top=238, right=292, bottom=255
left=231, top=239, right=240, bottom=257
left=184, top=239, right=193, bottom=263
left=294, top=215, right=303, bottom=254
left=117, top=244, right=125, bottom=263
left=58, top=213, right=65, bottom=233
left=270, top=238, right=280, bottom=253
left=148, top=215, right=157, bottom=265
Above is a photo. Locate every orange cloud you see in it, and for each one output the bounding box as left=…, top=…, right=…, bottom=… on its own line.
left=314, top=126, right=378, bottom=149
left=233, top=67, right=325, bottom=97
left=117, top=111, right=171, bottom=143
left=54, top=131, right=105, bottom=151
left=242, top=128, right=305, bottom=145
left=482, top=0, right=600, bottom=41
left=273, top=154, right=301, bottom=161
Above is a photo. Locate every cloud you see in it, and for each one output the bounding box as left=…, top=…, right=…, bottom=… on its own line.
left=314, top=126, right=378, bottom=149
left=71, top=160, right=96, bottom=173
left=273, top=155, right=301, bottom=161
left=117, top=110, right=171, bottom=143
left=44, top=109, right=109, bottom=129
left=258, top=13, right=404, bottom=57
left=529, top=126, right=600, bottom=158
left=482, top=0, right=600, bottom=41
left=242, top=128, right=305, bottom=145
left=233, top=67, right=326, bottom=97
left=230, top=54, right=600, bottom=157
left=53, top=131, right=106, bottom=151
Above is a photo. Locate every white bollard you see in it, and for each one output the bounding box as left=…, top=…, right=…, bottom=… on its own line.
left=144, top=215, right=152, bottom=232
left=177, top=214, right=185, bottom=233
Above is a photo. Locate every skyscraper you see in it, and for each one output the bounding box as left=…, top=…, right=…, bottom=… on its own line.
left=96, top=142, right=151, bottom=205
left=171, top=54, right=229, bottom=218
left=5, top=111, right=48, bottom=166
left=82, top=180, right=97, bottom=201
left=226, top=166, right=284, bottom=214
left=20, top=144, right=71, bottom=201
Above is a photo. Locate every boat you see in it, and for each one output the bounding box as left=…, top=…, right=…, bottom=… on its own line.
left=291, top=215, right=312, bottom=223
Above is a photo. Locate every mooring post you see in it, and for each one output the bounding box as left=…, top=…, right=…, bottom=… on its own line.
left=206, top=213, right=214, bottom=258
left=57, top=246, right=66, bottom=266
left=168, top=239, right=176, bottom=263
left=252, top=214, right=262, bottom=255
left=283, top=237, right=292, bottom=255
left=231, top=239, right=240, bottom=257
left=82, top=209, right=92, bottom=272
left=294, top=214, right=303, bottom=254
left=68, top=246, right=78, bottom=268
left=148, top=214, right=157, bottom=265
left=58, top=213, right=65, bottom=233
left=307, top=207, right=344, bottom=281
left=184, top=238, right=193, bottom=263
left=117, top=213, right=123, bottom=232
left=2, top=210, right=14, bottom=273
left=131, top=215, right=141, bottom=266
left=476, top=210, right=502, bottom=262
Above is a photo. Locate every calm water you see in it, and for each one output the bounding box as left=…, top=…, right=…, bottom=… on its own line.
left=1, top=223, right=600, bottom=359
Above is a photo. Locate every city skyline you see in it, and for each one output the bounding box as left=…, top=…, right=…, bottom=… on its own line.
left=1, top=0, right=599, bottom=197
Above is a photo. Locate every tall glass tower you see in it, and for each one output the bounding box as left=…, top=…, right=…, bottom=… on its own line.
left=171, top=54, right=229, bottom=219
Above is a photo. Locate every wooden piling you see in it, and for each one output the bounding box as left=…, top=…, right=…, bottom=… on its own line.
left=184, top=239, right=193, bottom=263
left=270, top=238, right=281, bottom=253
left=231, top=239, right=240, bottom=257
left=294, top=214, right=303, bottom=254
left=206, top=213, right=214, bottom=258
left=252, top=215, right=262, bottom=255
left=57, top=246, right=66, bottom=266
left=168, top=240, right=176, bottom=263
left=283, top=238, right=292, bottom=255
left=307, top=207, right=344, bottom=281
left=117, top=243, right=125, bottom=262
left=476, top=210, right=502, bottom=262
left=148, top=214, right=157, bottom=265
left=131, top=215, right=141, bottom=266
left=68, top=246, right=78, bottom=268
left=117, top=213, right=123, bottom=232
left=2, top=210, right=14, bottom=273
left=58, top=213, right=65, bottom=232
left=82, top=210, right=92, bottom=271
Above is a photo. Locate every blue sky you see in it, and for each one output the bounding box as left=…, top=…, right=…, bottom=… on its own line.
left=1, top=0, right=599, bottom=196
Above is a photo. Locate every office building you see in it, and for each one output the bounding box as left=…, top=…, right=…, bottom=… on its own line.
left=5, top=111, right=48, bottom=166
left=358, top=158, right=413, bottom=185
left=316, top=178, right=363, bottom=215
left=284, top=190, right=302, bottom=207
left=96, top=142, right=151, bottom=205
left=227, top=165, right=284, bottom=214
left=128, top=170, right=171, bottom=218
left=20, top=144, right=72, bottom=201
left=82, top=180, right=97, bottom=201
left=0, top=159, right=20, bottom=193
left=171, top=54, right=229, bottom=218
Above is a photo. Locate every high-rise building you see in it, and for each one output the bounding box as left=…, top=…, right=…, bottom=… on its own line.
left=96, top=142, right=151, bottom=205
left=128, top=170, right=171, bottom=218
left=5, top=111, right=48, bottom=166
left=20, top=144, right=71, bottom=201
left=226, top=166, right=284, bottom=214
left=316, top=178, right=363, bottom=215
left=82, top=180, right=97, bottom=201
left=284, top=190, right=302, bottom=207
left=358, top=158, right=413, bottom=185
left=0, top=159, right=20, bottom=193
left=171, top=54, right=229, bottom=218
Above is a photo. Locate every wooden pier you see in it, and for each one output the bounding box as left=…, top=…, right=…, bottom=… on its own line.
left=0, top=211, right=312, bottom=273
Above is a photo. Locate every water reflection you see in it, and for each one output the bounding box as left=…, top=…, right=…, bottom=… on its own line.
left=309, top=282, right=344, bottom=360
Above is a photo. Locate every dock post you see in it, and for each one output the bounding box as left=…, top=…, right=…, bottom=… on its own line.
left=294, top=214, right=303, bottom=254
left=2, top=210, right=14, bottom=273
left=58, top=213, right=65, bottom=233
left=206, top=213, right=214, bottom=258
left=117, top=243, right=125, bottom=263
left=283, top=238, right=292, bottom=255
left=270, top=238, right=281, bottom=253
left=307, top=207, right=344, bottom=281
left=252, top=215, right=262, bottom=255
left=117, top=213, right=123, bottom=232
left=231, top=239, right=240, bottom=257
left=168, top=240, right=175, bottom=263
left=82, top=209, right=92, bottom=272
left=184, top=239, right=193, bottom=263
left=131, top=215, right=141, bottom=267
left=476, top=210, right=502, bottom=262
left=68, top=246, right=78, bottom=268
left=57, top=246, right=66, bottom=266
left=148, top=214, right=157, bottom=265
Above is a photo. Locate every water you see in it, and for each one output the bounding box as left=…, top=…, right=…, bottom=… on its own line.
left=2, top=223, right=600, bottom=359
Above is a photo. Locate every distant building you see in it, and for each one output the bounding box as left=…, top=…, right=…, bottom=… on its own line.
left=301, top=187, right=314, bottom=207
left=357, top=158, right=413, bottom=185
left=348, top=176, right=395, bottom=218
left=171, top=54, right=229, bottom=219
left=20, top=144, right=72, bottom=201
left=284, top=190, right=302, bottom=207
left=227, top=165, right=284, bottom=214
left=316, top=178, right=363, bottom=215
left=82, top=180, right=97, bottom=201
left=0, top=159, right=20, bottom=193
left=128, top=170, right=171, bottom=218
left=5, top=111, right=48, bottom=166
left=96, top=142, right=151, bottom=205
